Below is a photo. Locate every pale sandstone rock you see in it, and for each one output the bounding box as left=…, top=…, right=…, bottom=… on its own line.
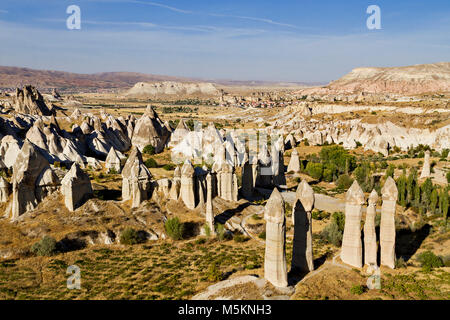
left=420, top=150, right=431, bottom=179
left=180, top=160, right=196, bottom=210
left=287, top=148, right=301, bottom=173
left=341, top=181, right=365, bottom=268
left=0, top=176, right=10, bottom=203
left=364, top=190, right=379, bottom=266
left=264, top=188, right=288, bottom=288
left=121, top=147, right=152, bottom=208
left=380, top=177, right=398, bottom=269
left=131, top=105, right=171, bottom=153
left=105, top=147, right=122, bottom=173
left=61, top=163, right=93, bottom=212
left=168, top=119, right=190, bottom=147
left=291, top=180, right=314, bottom=273
left=169, top=179, right=181, bottom=201
left=284, top=134, right=296, bottom=150
left=14, top=85, right=52, bottom=116
left=11, top=140, right=59, bottom=219
left=217, top=163, right=238, bottom=202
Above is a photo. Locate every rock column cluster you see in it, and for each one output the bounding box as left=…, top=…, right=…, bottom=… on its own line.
left=339, top=178, right=398, bottom=269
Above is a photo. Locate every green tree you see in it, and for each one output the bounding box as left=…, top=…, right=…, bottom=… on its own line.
left=319, top=145, right=356, bottom=175
left=354, top=162, right=374, bottom=192
left=439, top=189, right=448, bottom=220
left=421, top=178, right=433, bottom=210
left=430, top=189, right=438, bottom=215
left=414, top=184, right=421, bottom=208
left=396, top=174, right=407, bottom=207
left=386, top=164, right=395, bottom=178
left=406, top=169, right=418, bottom=206
left=306, top=162, right=323, bottom=180
left=336, top=174, right=353, bottom=190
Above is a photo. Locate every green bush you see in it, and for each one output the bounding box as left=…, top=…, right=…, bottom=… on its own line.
left=142, top=145, right=155, bottom=155
left=395, top=257, right=407, bottom=268
left=31, top=236, right=58, bottom=256
left=258, top=231, right=266, bottom=240
left=336, top=174, right=353, bottom=190
left=417, top=251, right=444, bottom=271
left=144, top=158, right=158, bottom=168
left=120, top=228, right=145, bottom=245
left=319, top=145, right=356, bottom=175
left=306, top=162, right=323, bottom=180
left=207, top=263, right=223, bottom=282
left=386, top=164, right=395, bottom=178
left=233, top=234, right=248, bottom=243
left=447, top=172, right=450, bottom=184
left=216, top=223, right=230, bottom=241
left=350, top=285, right=366, bottom=295
left=332, top=212, right=345, bottom=232
left=163, top=164, right=175, bottom=171
left=441, top=149, right=449, bottom=159
left=320, top=222, right=343, bottom=246
left=203, top=224, right=211, bottom=237
left=165, top=217, right=184, bottom=240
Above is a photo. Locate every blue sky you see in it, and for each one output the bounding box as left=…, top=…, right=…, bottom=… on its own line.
left=0, top=0, right=449, bottom=82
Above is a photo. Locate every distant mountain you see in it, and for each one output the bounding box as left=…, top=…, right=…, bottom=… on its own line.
left=0, top=66, right=194, bottom=92
left=0, top=66, right=321, bottom=93
left=326, top=62, right=450, bottom=94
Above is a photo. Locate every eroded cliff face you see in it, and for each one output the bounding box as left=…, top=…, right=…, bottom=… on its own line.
left=125, top=81, right=220, bottom=98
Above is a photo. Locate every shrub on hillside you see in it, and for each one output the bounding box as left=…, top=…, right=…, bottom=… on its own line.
left=144, top=158, right=158, bottom=168
left=207, top=263, right=223, bottom=282
left=142, top=145, right=155, bottom=155
left=332, top=212, right=345, bottom=232
left=216, top=224, right=232, bottom=241
left=120, top=228, right=145, bottom=245
left=162, top=164, right=175, bottom=171
left=31, top=236, right=58, bottom=256
left=165, top=217, right=184, bottom=240
left=320, top=222, right=343, bottom=246
left=417, top=251, right=444, bottom=271
left=350, top=285, right=366, bottom=295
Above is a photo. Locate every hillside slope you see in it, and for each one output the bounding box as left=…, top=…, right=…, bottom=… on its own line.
left=326, top=62, right=450, bottom=94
